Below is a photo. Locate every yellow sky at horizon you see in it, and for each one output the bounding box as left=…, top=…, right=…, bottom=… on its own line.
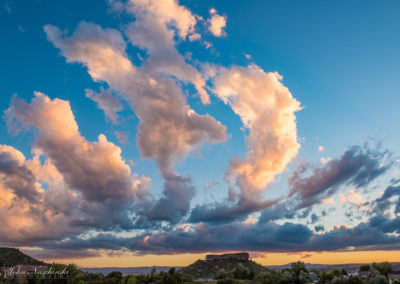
left=46, top=250, right=400, bottom=268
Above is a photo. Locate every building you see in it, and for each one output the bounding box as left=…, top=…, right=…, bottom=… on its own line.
left=358, top=271, right=374, bottom=281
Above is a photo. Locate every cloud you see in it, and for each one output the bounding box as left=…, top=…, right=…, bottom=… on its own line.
left=0, top=145, right=41, bottom=203
left=0, top=145, right=81, bottom=246
left=288, top=145, right=390, bottom=208
left=124, top=0, right=210, bottom=104
left=208, top=8, right=227, bottom=37
left=1, top=92, right=152, bottom=246
left=212, top=65, right=301, bottom=197
left=126, top=0, right=197, bottom=40
left=6, top=92, right=147, bottom=203
left=188, top=33, right=201, bottom=42
left=188, top=64, right=301, bottom=223
left=44, top=23, right=135, bottom=83
left=35, top=221, right=314, bottom=256
left=2, top=1, right=11, bottom=14
left=85, top=87, right=123, bottom=124
left=322, top=197, right=335, bottom=205
left=375, top=185, right=400, bottom=214
left=24, top=248, right=101, bottom=260
left=320, top=157, right=331, bottom=164
left=114, top=131, right=129, bottom=144
left=258, top=203, right=296, bottom=223
left=189, top=197, right=278, bottom=224
left=44, top=19, right=227, bottom=223
left=139, top=175, right=195, bottom=224
left=340, top=189, right=365, bottom=207
left=54, top=214, right=400, bottom=256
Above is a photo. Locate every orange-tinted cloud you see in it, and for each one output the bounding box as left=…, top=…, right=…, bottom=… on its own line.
left=213, top=65, right=301, bottom=197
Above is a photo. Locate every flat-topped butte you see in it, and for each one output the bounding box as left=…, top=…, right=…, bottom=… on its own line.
left=180, top=252, right=266, bottom=279
left=206, top=252, right=249, bottom=261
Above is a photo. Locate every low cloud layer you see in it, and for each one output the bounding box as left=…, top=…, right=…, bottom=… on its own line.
left=31, top=212, right=400, bottom=259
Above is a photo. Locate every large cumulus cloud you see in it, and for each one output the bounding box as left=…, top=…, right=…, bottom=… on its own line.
left=44, top=18, right=227, bottom=223
left=189, top=65, right=301, bottom=223
left=212, top=65, right=301, bottom=197
left=0, top=92, right=151, bottom=247
left=5, top=92, right=148, bottom=203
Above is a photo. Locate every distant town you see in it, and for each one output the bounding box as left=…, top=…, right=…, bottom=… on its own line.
left=1, top=248, right=400, bottom=283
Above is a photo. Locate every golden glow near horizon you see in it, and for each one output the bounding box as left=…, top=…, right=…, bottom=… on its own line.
left=48, top=251, right=400, bottom=268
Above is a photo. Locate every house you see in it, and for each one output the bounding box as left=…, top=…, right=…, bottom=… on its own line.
left=309, top=271, right=319, bottom=283
left=358, top=271, right=374, bottom=281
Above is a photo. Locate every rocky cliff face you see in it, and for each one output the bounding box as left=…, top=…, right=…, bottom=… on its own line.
left=206, top=253, right=249, bottom=261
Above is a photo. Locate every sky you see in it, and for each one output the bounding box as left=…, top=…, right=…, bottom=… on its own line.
left=1, top=0, right=400, bottom=267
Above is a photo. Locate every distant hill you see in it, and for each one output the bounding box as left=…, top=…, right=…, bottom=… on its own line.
left=80, top=266, right=176, bottom=275
left=82, top=262, right=400, bottom=277
left=179, top=252, right=267, bottom=279
left=266, top=262, right=400, bottom=272
left=0, top=247, right=47, bottom=267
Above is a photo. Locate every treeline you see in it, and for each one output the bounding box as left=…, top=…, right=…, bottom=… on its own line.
left=4, top=260, right=398, bottom=284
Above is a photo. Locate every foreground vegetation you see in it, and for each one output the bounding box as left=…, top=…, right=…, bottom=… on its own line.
left=2, top=261, right=398, bottom=284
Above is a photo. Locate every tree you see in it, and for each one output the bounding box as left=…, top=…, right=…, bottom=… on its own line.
left=253, top=270, right=290, bottom=284
left=299, top=270, right=310, bottom=284
left=216, top=268, right=228, bottom=280
left=360, top=264, right=371, bottom=272
left=346, top=275, right=363, bottom=284
left=291, top=261, right=308, bottom=284
left=126, top=276, right=140, bottom=284
left=372, top=275, right=389, bottom=284
left=320, top=271, right=334, bottom=283
left=372, top=262, right=393, bottom=277
left=291, top=261, right=308, bottom=275
left=332, top=269, right=343, bottom=277
left=232, top=263, right=250, bottom=279
left=331, top=276, right=344, bottom=284
left=217, top=279, right=241, bottom=284
left=282, top=270, right=293, bottom=282
left=107, top=271, right=123, bottom=279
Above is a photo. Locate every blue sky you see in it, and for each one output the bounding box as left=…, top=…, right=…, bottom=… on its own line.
left=1, top=0, right=400, bottom=265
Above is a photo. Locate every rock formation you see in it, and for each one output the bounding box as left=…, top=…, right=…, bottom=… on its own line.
left=206, top=252, right=249, bottom=261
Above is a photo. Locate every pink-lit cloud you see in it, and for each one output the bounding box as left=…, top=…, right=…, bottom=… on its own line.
left=212, top=65, right=302, bottom=198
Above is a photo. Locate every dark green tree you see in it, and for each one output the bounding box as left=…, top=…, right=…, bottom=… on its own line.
left=372, top=262, right=393, bottom=277
left=106, top=270, right=123, bottom=283
left=360, top=264, right=371, bottom=272
left=291, top=261, right=308, bottom=284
